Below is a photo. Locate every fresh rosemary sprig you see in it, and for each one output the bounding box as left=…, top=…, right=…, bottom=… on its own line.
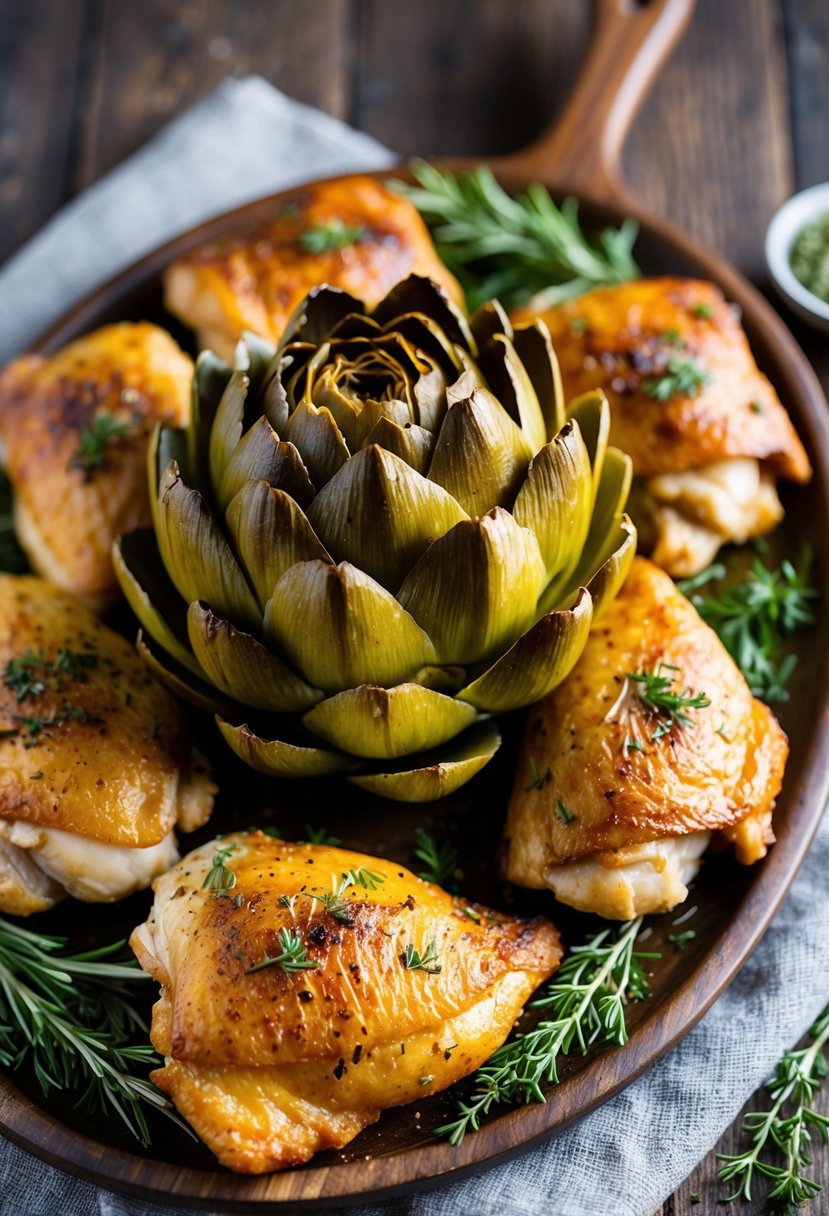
left=718, top=1002, right=829, bottom=1209
left=70, top=412, right=134, bottom=473
left=412, top=827, right=459, bottom=889
left=392, top=160, right=639, bottom=311
left=626, top=662, right=711, bottom=740
left=677, top=549, right=819, bottom=702
left=202, top=842, right=237, bottom=896
left=642, top=352, right=711, bottom=401
left=244, top=927, right=320, bottom=975
left=401, top=940, right=442, bottom=974
left=0, top=470, right=27, bottom=574
left=0, top=917, right=186, bottom=1145
left=435, top=918, right=656, bottom=1146
left=299, top=220, right=366, bottom=254
left=303, top=823, right=342, bottom=846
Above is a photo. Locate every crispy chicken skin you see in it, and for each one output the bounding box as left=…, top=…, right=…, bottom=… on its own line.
left=131, top=832, right=561, bottom=1173
left=513, top=279, right=811, bottom=574
left=163, top=176, right=464, bottom=361
left=0, top=576, right=214, bottom=914
left=0, top=323, right=193, bottom=612
left=502, top=558, right=788, bottom=919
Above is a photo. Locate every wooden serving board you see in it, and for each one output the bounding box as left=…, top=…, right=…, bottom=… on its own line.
left=1, top=0, right=828, bottom=1209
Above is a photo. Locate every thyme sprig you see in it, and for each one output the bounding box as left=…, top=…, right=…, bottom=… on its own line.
left=244, top=927, right=320, bottom=976
left=392, top=160, right=639, bottom=311
left=70, top=412, right=134, bottom=473
left=435, top=918, right=656, bottom=1146
left=201, top=842, right=237, bottom=896
left=0, top=917, right=186, bottom=1145
left=401, top=940, right=442, bottom=974
left=412, top=827, right=459, bottom=889
left=677, top=549, right=819, bottom=702
left=626, top=662, right=711, bottom=740
left=718, top=1003, right=829, bottom=1209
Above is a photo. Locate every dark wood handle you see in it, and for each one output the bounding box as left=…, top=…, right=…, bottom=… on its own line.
left=493, top=0, right=695, bottom=201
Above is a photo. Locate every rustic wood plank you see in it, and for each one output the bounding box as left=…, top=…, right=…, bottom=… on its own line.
left=0, top=0, right=88, bottom=263
left=623, top=0, right=793, bottom=282
left=354, top=0, right=590, bottom=158
left=782, top=0, right=829, bottom=189
left=75, top=0, right=351, bottom=191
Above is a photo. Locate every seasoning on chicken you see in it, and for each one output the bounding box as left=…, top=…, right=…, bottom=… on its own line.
left=513, top=278, right=811, bottom=575
left=131, top=831, right=561, bottom=1173
left=163, top=176, right=464, bottom=361
left=0, top=576, right=214, bottom=915
left=0, top=322, right=193, bottom=612
left=501, top=557, right=789, bottom=920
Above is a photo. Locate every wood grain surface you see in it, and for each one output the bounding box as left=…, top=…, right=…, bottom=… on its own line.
left=1, top=2, right=828, bottom=1213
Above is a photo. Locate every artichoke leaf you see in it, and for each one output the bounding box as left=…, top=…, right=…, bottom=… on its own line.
left=391, top=313, right=464, bottom=378
left=576, top=515, right=637, bottom=621
left=397, top=508, right=546, bottom=665
left=217, top=420, right=315, bottom=513
left=225, top=481, right=331, bottom=611
left=470, top=300, right=513, bottom=350
left=277, top=285, right=366, bottom=351
left=113, top=529, right=202, bottom=675
left=306, top=445, right=468, bottom=591
left=235, top=331, right=276, bottom=391
left=475, top=334, right=547, bottom=453
left=428, top=387, right=533, bottom=515
left=264, top=559, right=437, bottom=694
left=360, top=418, right=434, bottom=474
left=512, top=420, right=593, bottom=581
left=371, top=276, right=475, bottom=353
left=156, top=462, right=260, bottom=630
left=458, top=587, right=593, bottom=711
left=136, top=631, right=227, bottom=715
left=216, top=717, right=354, bottom=777
left=302, top=682, right=477, bottom=759
left=208, top=370, right=249, bottom=495
left=282, top=400, right=350, bottom=488
left=511, top=321, right=565, bottom=439
left=347, top=720, right=501, bottom=802
left=188, top=351, right=232, bottom=491
left=577, top=446, right=633, bottom=578
left=567, top=391, right=610, bottom=502
left=187, top=601, right=322, bottom=713
left=149, top=423, right=189, bottom=538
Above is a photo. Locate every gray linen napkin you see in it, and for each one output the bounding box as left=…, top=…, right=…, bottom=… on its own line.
left=0, top=76, right=826, bottom=1216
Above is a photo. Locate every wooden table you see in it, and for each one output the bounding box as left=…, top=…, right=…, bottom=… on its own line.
left=1, top=2, right=827, bottom=1212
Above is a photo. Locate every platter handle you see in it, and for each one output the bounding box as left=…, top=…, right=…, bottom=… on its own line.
left=492, top=0, right=695, bottom=202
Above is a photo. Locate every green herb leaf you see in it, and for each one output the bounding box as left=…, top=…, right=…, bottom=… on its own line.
left=401, top=940, right=442, bottom=974
left=412, top=827, right=459, bottom=889
left=643, top=352, right=711, bottom=401
left=667, top=929, right=697, bottom=950
left=245, top=927, right=321, bottom=975
left=391, top=160, right=639, bottom=312
left=4, top=647, right=98, bottom=702
left=526, top=755, right=552, bottom=791
left=435, top=918, right=657, bottom=1145
left=70, top=412, right=134, bottom=473
left=298, top=220, right=366, bottom=254
left=303, top=823, right=342, bottom=846
left=692, top=302, right=713, bottom=319
left=677, top=549, right=818, bottom=703
left=626, top=663, right=710, bottom=739
left=202, top=842, right=237, bottom=897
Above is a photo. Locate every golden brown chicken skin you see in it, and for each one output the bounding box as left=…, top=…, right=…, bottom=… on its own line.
left=0, top=576, right=214, bottom=914
left=132, top=832, right=561, bottom=1173
left=163, top=176, right=464, bottom=360
left=502, top=557, right=788, bottom=920
left=0, top=323, right=192, bottom=612
left=513, top=279, right=811, bottom=575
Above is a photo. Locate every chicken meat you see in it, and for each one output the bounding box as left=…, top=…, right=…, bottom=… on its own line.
left=163, top=176, right=464, bottom=360
left=131, top=831, right=561, bottom=1173
left=501, top=557, right=789, bottom=919
left=513, top=278, right=811, bottom=575
left=0, top=322, right=193, bottom=611
left=0, top=575, right=214, bottom=914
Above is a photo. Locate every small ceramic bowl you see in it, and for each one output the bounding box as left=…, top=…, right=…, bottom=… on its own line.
left=766, top=181, right=829, bottom=333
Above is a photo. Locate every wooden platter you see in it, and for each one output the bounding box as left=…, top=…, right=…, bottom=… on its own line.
left=1, top=0, right=828, bottom=1208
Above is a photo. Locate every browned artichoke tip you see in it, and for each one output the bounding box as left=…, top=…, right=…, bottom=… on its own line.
left=115, top=275, right=636, bottom=801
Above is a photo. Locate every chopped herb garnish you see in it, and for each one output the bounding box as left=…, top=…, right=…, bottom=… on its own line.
left=202, top=843, right=237, bottom=897
left=526, top=755, right=552, bottom=791
left=298, top=220, right=366, bottom=254
left=401, top=940, right=442, bottom=974
left=419, top=1075, right=434, bottom=1086
left=556, top=799, right=576, bottom=825
left=660, top=328, right=682, bottom=346
left=413, top=827, right=459, bottom=889
left=4, top=647, right=98, bottom=702
left=692, top=302, right=713, bottom=319
left=303, top=823, right=342, bottom=846
left=626, top=663, right=710, bottom=740
left=643, top=352, right=711, bottom=401
left=70, top=412, right=134, bottom=473
left=677, top=549, right=818, bottom=702
left=6, top=704, right=103, bottom=748
left=279, top=894, right=297, bottom=915
left=29, top=771, right=43, bottom=780
left=667, top=929, right=697, bottom=950
left=244, top=927, right=320, bottom=975
left=461, top=906, right=482, bottom=923
left=624, top=737, right=645, bottom=753
left=750, top=399, right=764, bottom=414
left=308, top=877, right=356, bottom=925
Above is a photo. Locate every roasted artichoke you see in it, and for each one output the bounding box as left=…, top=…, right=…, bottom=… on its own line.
left=115, top=276, right=636, bottom=801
